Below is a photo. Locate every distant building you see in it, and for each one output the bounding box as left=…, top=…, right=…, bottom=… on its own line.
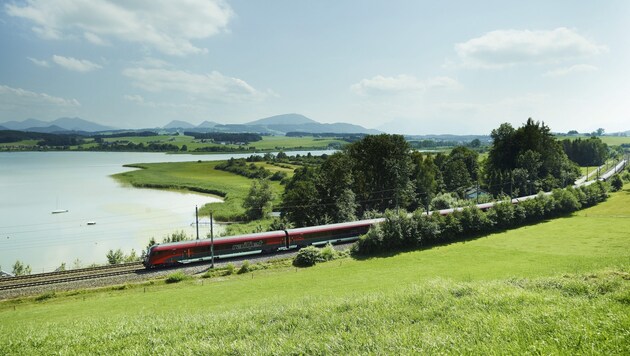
left=465, top=186, right=490, bottom=200
left=0, top=270, right=14, bottom=278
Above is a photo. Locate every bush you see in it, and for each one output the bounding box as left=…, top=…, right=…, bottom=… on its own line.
left=165, top=271, right=190, bottom=284
left=293, top=246, right=322, bottom=267
left=237, top=260, right=251, bottom=274
left=610, top=175, right=623, bottom=192
left=430, top=192, right=459, bottom=210
left=225, top=263, right=236, bottom=275
left=353, top=183, right=611, bottom=256
left=319, top=243, right=337, bottom=262
left=551, top=188, right=581, bottom=214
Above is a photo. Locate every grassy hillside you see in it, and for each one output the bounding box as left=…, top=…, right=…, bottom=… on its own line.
left=1, top=186, right=629, bottom=354
left=112, top=160, right=287, bottom=221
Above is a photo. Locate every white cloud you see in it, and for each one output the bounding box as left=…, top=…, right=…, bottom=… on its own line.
left=27, top=57, right=50, bottom=67
left=351, top=75, right=460, bottom=95
left=84, top=32, right=108, bottom=46
left=455, top=27, right=606, bottom=69
left=544, top=64, right=598, bottom=77
left=5, top=0, right=233, bottom=56
left=0, top=84, right=80, bottom=112
left=123, top=67, right=272, bottom=103
left=52, top=55, right=102, bottom=72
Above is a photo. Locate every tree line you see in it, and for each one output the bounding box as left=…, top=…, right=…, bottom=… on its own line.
left=278, top=119, right=590, bottom=227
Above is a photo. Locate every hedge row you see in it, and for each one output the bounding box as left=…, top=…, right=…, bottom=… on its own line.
left=354, top=181, right=610, bottom=255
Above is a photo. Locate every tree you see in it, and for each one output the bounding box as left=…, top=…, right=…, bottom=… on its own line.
left=485, top=119, right=579, bottom=195
left=281, top=167, right=323, bottom=226
left=243, top=178, right=275, bottom=220
left=106, top=249, right=124, bottom=265
left=346, top=134, right=413, bottom=213
left=12, top=260, right=32, bottom=276
left=409, top=152, right=438, bottom=211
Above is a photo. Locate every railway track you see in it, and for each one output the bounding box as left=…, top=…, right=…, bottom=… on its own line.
left=0, top=262, right=144, bottom=291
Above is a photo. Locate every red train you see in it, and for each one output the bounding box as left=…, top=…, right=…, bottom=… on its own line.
left=143, top=218, right=383, bottom=268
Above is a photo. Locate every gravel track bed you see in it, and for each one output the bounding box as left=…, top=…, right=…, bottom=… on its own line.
left=0, top=243, right=353, bottom=300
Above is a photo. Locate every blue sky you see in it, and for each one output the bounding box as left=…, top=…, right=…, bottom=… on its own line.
left=0, top=0, right=628, bottom=134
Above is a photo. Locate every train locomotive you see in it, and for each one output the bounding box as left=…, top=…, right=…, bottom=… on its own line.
left=143, top=219, right=383, bottom=269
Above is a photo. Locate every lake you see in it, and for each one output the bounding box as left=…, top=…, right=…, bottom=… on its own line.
left=0, top=151, right=332, bottom=273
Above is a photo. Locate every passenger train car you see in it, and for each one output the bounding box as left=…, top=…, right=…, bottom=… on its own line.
left=143, top=219, right=383, bottom=268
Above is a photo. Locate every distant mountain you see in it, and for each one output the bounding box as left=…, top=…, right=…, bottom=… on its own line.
left=0, top=125, right=7, bottom=130
left=242, top=113, right=379, bottom=134
left=1, top=118, right=49, bottom=130
left=197, top=120, right=219, bottom=128
left=247, top=113, right=318, bottom=126
left=50, top=117, right=115, bottom=132
left=164, top=120, right=195, bottom=129
left=1, top=117, right=115, bottom=132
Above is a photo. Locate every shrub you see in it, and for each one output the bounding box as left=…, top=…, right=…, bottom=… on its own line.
left=319, top=243, right=337, bottom=261
left=225, top=263, right=236, bottom=275
left=551, top=188, right=581, bottom=214
left=414, top=213, right=441, bottom=246
left=165, top=271, right=190, bottom=284
left=610, top=175, right=623, bottom=192
left=430, top=192, right=458, bottom=210
left=487, top=201, right=516, bottom=229
left=237, top=260, right=251, bottom=274
left=353, top=226, right=385, bottom=255
left=293, top=246, right=322, bottom=267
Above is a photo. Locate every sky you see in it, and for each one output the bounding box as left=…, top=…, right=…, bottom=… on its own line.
left=0, top=0, right=628, bottom=135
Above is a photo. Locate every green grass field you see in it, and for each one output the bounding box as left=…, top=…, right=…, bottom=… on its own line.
left=94, top=134, right=347, bottom=152
left=112, top=160, right=287, bottom=221
left=1, top=185, right=628, bottom=354
left=0, top=135, right=348, bottom=152
left=556, top=134, right=630, bottom=146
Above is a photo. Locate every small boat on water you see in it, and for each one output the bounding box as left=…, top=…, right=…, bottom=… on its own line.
left=52, top=209, right=69, bottom=214
left=87, top=221, right=96, bottom=225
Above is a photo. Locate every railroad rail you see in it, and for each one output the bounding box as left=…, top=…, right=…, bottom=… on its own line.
left=0, top=262, right=144, bottom=291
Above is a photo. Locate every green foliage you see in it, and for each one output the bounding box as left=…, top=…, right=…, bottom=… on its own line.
left=225, top=263, right=236, bottom=275
left=34, top=291, right=56, bottom=302
left=485, top=119, right=580, bottom=196
left=243, top=179, right=275, bottom=220
left=562, top=137, right=609, bottom=166
left=162, top=231, right=190, bottom=243
left=12, top=260, right=32, bottom=276
left=354, top=183, right=610, bottom=255
left=292, top=243, right=345, bottom=267
left=237, top=260, right=252, bottom=274
left=610, top=175, right=623, bottom=192
left=216, top=158, right=271, bottom=179
left=165, top=271, right=190, bottom=284
left=346, top=134, right=413, bottom=213
left=293, top=246, right=322, bottom=267
left=430, top=192, right=459, bottom=210
left=106, top=249, right=124, bottom=265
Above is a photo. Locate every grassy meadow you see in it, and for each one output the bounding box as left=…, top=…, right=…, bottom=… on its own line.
left=1, top=185, right=629, bottom=354
left=112, top=160, right=288, bottom=221
left=97, top=134, right=347, bottom=152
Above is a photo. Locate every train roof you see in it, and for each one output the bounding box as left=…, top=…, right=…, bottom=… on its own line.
left=150, top=230, right=287, bottom=252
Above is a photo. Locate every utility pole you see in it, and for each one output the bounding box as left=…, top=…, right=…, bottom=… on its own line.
left=195, top=206, right=199, bottom=240
left=210, top=212, right=214, bottom=268
left=476, top=180, right=480, bottom=204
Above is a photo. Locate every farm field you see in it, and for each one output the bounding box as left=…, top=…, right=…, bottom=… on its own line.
left=1, top=185, right=628, bottom=354
left=0, top=134, right=349, bottom=152
left=93, top=134, right=347, bottom=152
left=112, top=160, right=287, bottom=221
left=556, top=134, right=630, bottom=146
